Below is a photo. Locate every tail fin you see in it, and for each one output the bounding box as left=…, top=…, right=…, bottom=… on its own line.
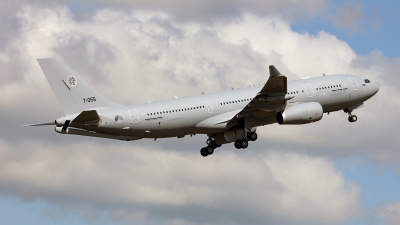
left=37, top=58, right=121, bottom=115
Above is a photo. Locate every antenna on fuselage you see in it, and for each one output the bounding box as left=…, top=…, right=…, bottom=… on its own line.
left=323, top=73, right=326, bottom=76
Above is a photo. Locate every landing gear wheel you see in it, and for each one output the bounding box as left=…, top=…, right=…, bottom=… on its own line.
left=200, top=148, right=208, bottom=157
left=210, top=140, right=222, bottom=148
left=348, top=115, right=357, bottom=123
left=247, top=132, right=258, bottom=141
left=240, top=140, right=249, bottom=149
left=234, top=140, right=242, bottom=149
left=206, top=146, right=214, bottom=155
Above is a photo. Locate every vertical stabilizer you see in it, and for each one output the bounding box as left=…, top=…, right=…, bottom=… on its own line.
left=37, top=58, right=121, bottom=115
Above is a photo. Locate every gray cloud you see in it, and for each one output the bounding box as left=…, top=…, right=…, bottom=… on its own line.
left=330, top=1, right=365, bottom=31
left=0, top=1, right=28, bottom=85
left=323, top=1, right=381, bottom=32
left=377, top=202, right=400, bottom=225
left=64, top=0, right=327, bottom=22
left=0, top=140, right=361, bottom=225
left=53, top=33, right=120, bottom=84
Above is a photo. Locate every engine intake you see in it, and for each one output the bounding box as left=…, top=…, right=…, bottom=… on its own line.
left=276, top=102, right=323, bottom=125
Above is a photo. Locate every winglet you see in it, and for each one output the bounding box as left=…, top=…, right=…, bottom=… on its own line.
left=269, top=65, right=282, bottom=77
left=258, top=65, right=287, bottom=94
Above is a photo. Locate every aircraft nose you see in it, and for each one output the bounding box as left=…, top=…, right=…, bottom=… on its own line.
left=370, top=83, right=379, bottom=96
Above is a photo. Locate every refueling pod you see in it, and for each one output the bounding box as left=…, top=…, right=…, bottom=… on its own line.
left=276, top=102, right=323, bottom=125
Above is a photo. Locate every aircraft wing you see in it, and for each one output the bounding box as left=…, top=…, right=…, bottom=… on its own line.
left=231, top=65, right=289, bottom=123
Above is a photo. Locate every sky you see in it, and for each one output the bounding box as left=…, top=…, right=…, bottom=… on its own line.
left=1, top=0, right=400, bottom=225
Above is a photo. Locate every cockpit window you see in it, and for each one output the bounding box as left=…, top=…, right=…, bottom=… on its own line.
left=365, top=79, right=370, bottom=83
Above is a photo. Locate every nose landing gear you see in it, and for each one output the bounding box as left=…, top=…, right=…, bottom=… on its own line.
left=344, top=108, right=358, bottom=123
left=348, top=115, right=358, bottom=123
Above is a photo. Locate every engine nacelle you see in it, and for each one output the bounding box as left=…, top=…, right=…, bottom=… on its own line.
left=276, top=102, right=323, bottom=125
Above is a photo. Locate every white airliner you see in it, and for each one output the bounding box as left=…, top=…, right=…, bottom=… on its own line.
left=25, top=58, right=379, bottom=157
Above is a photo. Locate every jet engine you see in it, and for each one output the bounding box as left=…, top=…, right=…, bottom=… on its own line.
left=276, top=102, right=323, bottom=125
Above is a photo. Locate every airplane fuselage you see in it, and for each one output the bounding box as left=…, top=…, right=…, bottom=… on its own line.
left=73, top=74, right=377, bottom=139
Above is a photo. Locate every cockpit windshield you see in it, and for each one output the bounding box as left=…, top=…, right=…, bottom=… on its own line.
left=365, top=79, right=370, bottom=83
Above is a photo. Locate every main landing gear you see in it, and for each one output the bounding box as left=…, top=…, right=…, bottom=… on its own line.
left=344, top=108, right=358, bottom=123
left=234, top=132, right=257, bottom=149
left=199, top=131, right=258, bottom=157
left=200, top=146, right=214, bottom=157
left=200, top=135, right=222, bottom=157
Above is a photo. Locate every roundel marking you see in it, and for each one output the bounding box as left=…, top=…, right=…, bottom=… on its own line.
left=67, top=75, right=78, bottom=87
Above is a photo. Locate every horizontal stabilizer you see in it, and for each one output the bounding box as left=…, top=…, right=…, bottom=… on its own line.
left=21, top=122, right=54, bottom=127
left=72, top=110, right=101, bottom=126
